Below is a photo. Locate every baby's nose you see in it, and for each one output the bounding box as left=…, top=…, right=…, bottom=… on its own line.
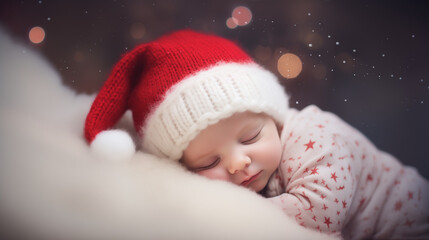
left=227, top=155, right=251, bottom=174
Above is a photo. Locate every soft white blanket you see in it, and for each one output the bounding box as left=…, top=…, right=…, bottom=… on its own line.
left=0, top=27, right=337, bottom=240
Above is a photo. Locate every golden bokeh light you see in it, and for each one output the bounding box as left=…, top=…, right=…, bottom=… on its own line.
left=130, top=23, right=146, bottom=39
left=304, top=32, right=323, bottom=49
left=277, top=53, right=303, bottom=79
left=29, top=26, right=45, bottom=44
left=335, top=52, right=354, bottom=72
left=73, top=51, right=85, bottom=63
left=232, top=6, right=252, bottom=26
left=254, top=45, right=272, bottom=62
left=312, top=64, right=327, bottom=80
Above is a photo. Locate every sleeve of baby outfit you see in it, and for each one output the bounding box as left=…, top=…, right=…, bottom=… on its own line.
left=267, top=105, right=360, bottom=235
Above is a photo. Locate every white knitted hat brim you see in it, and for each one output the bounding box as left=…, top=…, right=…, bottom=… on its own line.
left=141, top=62, right=289, bottom=160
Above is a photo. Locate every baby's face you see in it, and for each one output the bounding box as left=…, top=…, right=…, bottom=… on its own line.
left=181, top=111, right=282, bottom=192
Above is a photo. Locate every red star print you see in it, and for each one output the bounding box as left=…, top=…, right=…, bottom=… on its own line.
left=337, top=211, right=340, bottom=216
left=331, top=172, right=338, bottom=182
left=394, top=200, right=403, bottom=211
left=288, top=167, right=293, bottom=173
left=362, top=154, right=366, bottom=160
left=404, top=218, right=415, bottom=228
left=327, top=162, right=332, bottom=168
left=322, top=204, right=328, bottom=210
left=336, top=185, right=345, bottom=190
left=316, top=124, right=325, bottom=128
left=359, top=197, right=366, bottom=207
left=334, top=198, right=339, bottom=204
left=312, top=215, right=317, bottom=222
left=347, top=165, right=351, bottom=172
left=342, top=200, right=347, bottom=209
left=324, top=217, right=332, bottom=229
left=304, top=168, right=309, bottom=173
left=367, top=174, right=373, bottom=181
left=408, top=191, right=414, bottom=200
left=306, top=204, right=314, bottom=212
left=320, top=194, right=326, bottom=200
left=313, top=179, right=319, bottom=184
left=304, top=140, right=315, bottom=151
left=310, top=167, right=319, bottom=175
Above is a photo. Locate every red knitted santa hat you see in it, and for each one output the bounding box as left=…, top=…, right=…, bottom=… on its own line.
left=84, top=29, right=289, bottom=162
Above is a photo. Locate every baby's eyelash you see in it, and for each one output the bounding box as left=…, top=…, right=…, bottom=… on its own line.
left=242, top=129, right=262, bottom=144
left=194, top=157, right=220, bottom=171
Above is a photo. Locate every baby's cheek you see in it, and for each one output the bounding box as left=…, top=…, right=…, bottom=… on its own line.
left=199, top=168, right=231, bottom=182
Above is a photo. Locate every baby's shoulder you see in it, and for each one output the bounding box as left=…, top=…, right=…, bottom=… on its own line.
left=282, top=105, right=362, bottom=145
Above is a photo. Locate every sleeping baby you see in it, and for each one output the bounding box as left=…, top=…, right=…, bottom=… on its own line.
left=84, top=29, right=429, bottom=239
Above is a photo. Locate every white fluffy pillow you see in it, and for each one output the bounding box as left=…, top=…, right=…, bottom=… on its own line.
left=0, top=26, right=337, bottom=240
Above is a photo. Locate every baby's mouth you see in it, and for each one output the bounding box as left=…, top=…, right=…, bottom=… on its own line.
left=240, top=171, right=262, bottom=187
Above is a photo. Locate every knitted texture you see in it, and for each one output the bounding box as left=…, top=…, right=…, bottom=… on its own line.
left=84, top=29, right=289, bottom=160
left=142, top=62, right=288, bottom=159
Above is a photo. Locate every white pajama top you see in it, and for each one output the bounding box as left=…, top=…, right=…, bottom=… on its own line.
left=265, top=105, right=429, bottom=239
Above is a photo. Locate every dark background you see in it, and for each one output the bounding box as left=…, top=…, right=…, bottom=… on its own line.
left=1, top=0, right=428, bottom=178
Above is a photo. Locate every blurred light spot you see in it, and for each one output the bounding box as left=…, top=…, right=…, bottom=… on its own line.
left=312, top=64, right=327, bottom=80
left=277, top=53, right=302, bottom=79
left=226, top=17, right=237, bottom=29
left=232, top=6, right=252, bottom=26
left=304, top=32, right=323, bottom=49
left=73, top=51, right=85, bottom=63
left=335, top=52, right=354, bottom=72
left=254, top=45, right=272, bottom=62
left=130, top=23, right=146, bottom=39
left=29, top=26, right=45, bottom=44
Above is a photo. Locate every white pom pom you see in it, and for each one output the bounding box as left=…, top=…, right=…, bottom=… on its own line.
left=90, top=130, right=136, bottom=162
